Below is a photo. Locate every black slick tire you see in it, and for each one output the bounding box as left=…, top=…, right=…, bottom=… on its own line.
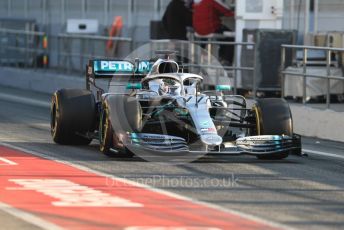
left=51, top=89, right=95, bottom=145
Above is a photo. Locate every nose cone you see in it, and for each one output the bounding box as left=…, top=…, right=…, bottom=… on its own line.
left=201, top=134, right=223, bottom=146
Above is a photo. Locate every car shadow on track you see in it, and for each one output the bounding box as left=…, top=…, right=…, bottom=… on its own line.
left=2, top=141, right=304, bottom=164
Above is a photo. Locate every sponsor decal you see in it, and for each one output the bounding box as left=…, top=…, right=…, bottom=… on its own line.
left=130, top=133, right=184, bottom=140
left=201, top=128, right=216, bottom=133
left=236, top=135, right=291, bottom=146
left=94, top=60, right=151, bottom=73
left=137, top=61, right=151, bottom=72
left=99, top=61, right=134, bottom=72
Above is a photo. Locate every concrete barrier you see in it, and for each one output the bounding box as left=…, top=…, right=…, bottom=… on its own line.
left=0, top=67, right=85, bottom=94
left=0, top=67, right=343, bottom=142
left=291, top=105, right=344, bottom=142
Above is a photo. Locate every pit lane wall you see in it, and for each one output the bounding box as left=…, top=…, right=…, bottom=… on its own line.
left=0, top=67, right=343, bottom=143
left=291, top=105, right=344, bottom=142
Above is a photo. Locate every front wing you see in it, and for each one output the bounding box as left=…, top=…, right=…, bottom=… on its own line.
left=124, top=133, right=302, bottom=156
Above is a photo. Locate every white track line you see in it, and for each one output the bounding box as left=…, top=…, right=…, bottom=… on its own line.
left=0, top=92, right=50, bottom=108
left=0, top=142, right=294, bottom=230
left=0, top=157, right=17, bottom=165
left=0, top=202, right=63, bottom=230
left=303, top=149, right=344, bottom=160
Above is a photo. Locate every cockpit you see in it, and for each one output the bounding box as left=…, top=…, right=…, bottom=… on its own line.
left=141, top=58, right=203, bottom=97
left=148, top=78, right=182, bottom=96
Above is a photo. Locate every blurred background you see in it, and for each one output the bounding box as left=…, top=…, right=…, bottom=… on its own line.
left=0, top=0, right=343, bottom=107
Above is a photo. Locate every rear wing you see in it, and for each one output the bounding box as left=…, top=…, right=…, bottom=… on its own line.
left=86, top=59, right=153, bottom=89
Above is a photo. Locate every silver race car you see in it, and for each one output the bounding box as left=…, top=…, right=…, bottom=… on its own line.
left=51, top=54, right=301, bottom=160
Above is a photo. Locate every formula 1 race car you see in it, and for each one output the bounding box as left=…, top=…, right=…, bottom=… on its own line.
left=51, top=52, right=301, bottom=160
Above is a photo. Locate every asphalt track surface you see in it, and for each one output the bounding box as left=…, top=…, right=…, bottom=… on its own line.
left=0, top=86, right=344, bottom=230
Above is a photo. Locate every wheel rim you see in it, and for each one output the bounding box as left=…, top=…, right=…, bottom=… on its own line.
left=99, top=109, right=108, bottom=151
left=252, top=105, right=261, bottom=135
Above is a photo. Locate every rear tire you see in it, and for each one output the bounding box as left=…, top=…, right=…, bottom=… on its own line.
left=51, top=89, right=95, bottom=145
left=253, top=98, right=292, bottom=160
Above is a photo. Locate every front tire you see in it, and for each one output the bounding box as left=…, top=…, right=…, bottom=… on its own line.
left=99, top=95, right=141, bottom=157
left=253, top=98, right=293, bottom=160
